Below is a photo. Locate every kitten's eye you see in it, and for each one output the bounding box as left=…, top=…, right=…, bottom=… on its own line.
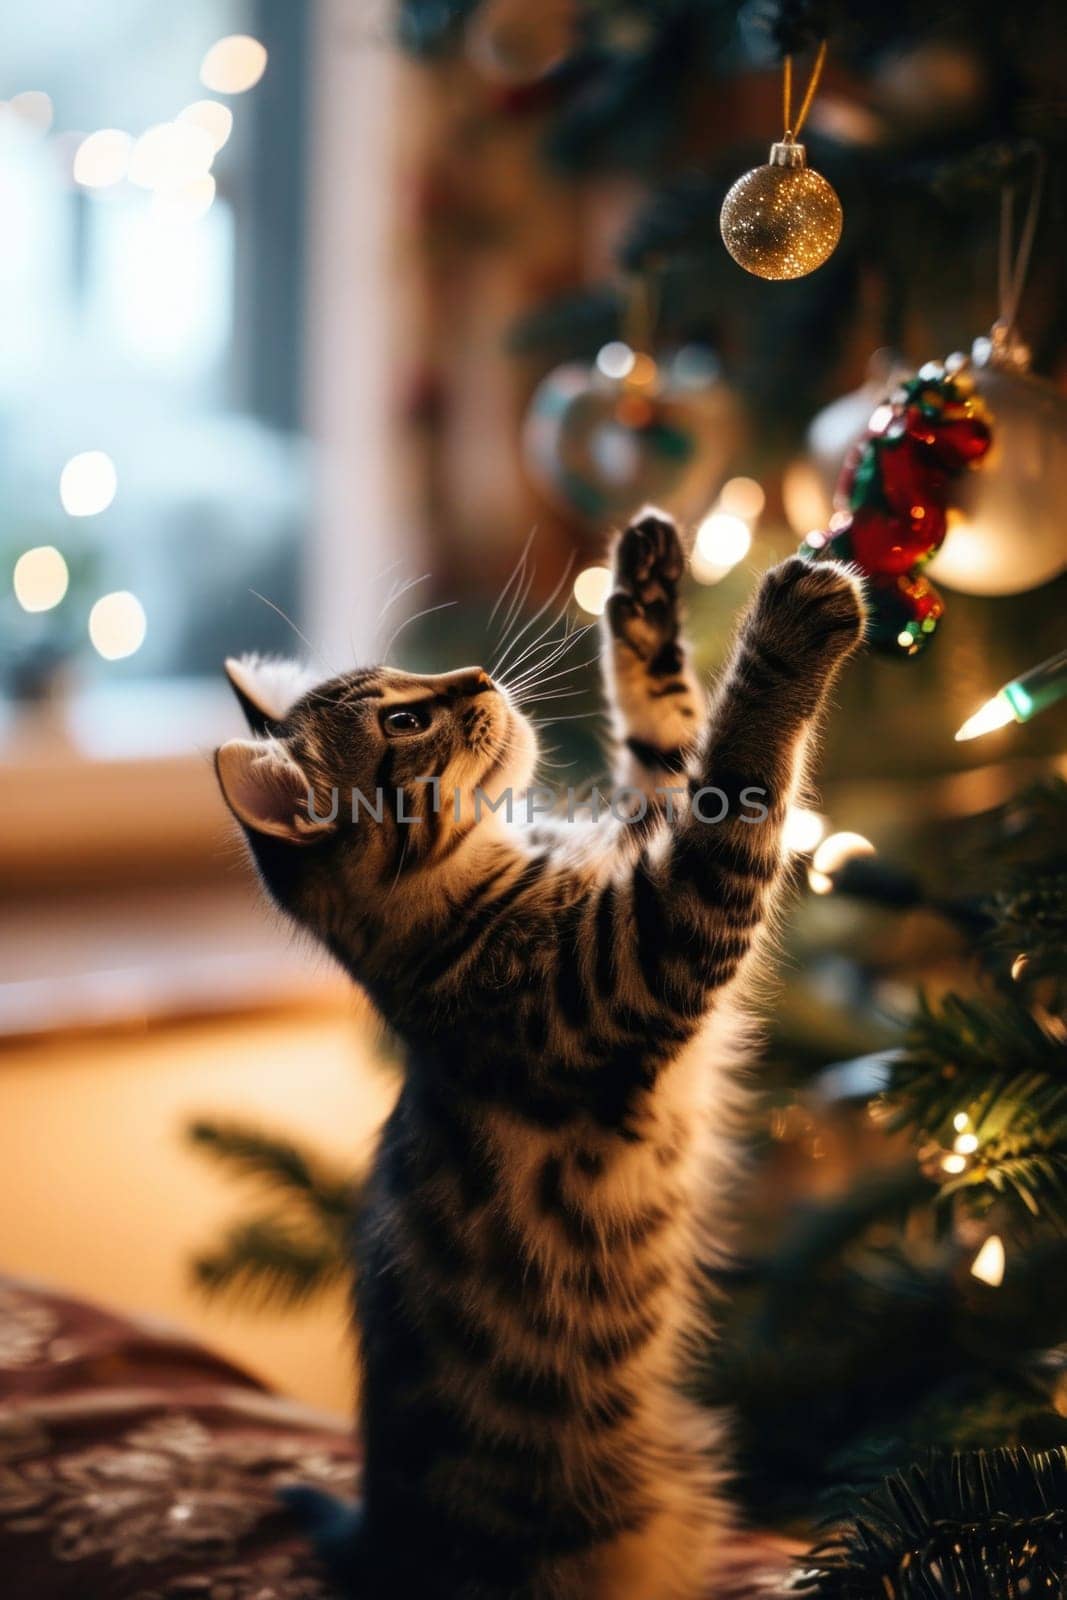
left=382, top=706, right=430, bottom=736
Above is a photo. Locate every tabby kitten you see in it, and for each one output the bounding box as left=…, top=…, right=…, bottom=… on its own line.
left=215, top=511, right=865, bottom=1600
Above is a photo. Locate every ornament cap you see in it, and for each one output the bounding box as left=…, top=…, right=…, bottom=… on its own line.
left=975, top=320, right=1032, bottom=375
left=769, top=139, right=807, bottom=169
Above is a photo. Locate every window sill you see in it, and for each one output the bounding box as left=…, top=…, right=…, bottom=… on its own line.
left=1, top=680, right=242, bottom=890
left=0, top=880, right=350, bottom=1041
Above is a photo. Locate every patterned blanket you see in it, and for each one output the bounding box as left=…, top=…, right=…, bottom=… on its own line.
left=0, top=1276, right=797, bottom=1598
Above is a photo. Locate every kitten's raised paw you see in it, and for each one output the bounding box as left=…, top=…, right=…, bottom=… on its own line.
left=607, top=508, right=686, bottom=663
left=754, top=556, right=867, bottom=663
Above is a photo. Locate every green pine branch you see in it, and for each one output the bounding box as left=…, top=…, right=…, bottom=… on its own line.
left=822, top=1376, right=1067, bottom=1510
left=884, top=993, right=1067, bottom=1227
left=941, top=1144, right=1067, bottom=1228
left=186, top=1119, right=360, bottom=1310
left=800, top=1447, right=1067, bottom=1599
left=887, top=994, right=1066, bottom=1133
left=192, top=1214, right=346, bottom=1311
left=984, top=872, right=1067, bottom=996
left=187, top=1119, right=356, bottom=1226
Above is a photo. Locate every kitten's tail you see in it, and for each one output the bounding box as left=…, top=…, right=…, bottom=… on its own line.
left=278, top=1484, right=365, bottom=1595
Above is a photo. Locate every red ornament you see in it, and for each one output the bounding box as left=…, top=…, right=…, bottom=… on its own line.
left=876, top=438, right=947, bottom=523
left=799, top=362, right=994, bottom=657
left=906, top=405, right=992, bottom=468
left=849, top=504, right=946, bottom=575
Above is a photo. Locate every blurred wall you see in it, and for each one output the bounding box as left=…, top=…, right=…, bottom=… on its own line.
left=0, top=1007, right=396, bottom=1415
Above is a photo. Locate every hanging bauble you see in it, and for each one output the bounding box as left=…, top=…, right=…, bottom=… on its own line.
left=720, top=140, right=842, bottom=281
left=924, top=326, right=1067, bottom=595
left=799, top=362, right=993, bottom=659
left=465, top=0, right=575, bottom=86
left=522, top=343, right=743, bottom=530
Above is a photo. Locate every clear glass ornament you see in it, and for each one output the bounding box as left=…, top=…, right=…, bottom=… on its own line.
left=926, top=325, right=1067, bottom=596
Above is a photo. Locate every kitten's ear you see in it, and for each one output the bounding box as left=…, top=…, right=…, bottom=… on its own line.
left=224, top=655, right=316, bottom=736
left=215, top=740, right=335, bottom=845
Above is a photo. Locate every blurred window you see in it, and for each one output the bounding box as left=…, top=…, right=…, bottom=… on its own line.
left=0, top=0, right=309, bottom=757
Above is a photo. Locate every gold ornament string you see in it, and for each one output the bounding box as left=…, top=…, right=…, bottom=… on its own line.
left=997, top=146, right=1046, bottom=337
left=781, top=39, right=827, bottom=142
left=622, top=267, right=660, bottom=355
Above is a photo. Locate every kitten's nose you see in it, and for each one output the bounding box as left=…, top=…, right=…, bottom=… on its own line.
left=437, top=667, right=494, bottom=698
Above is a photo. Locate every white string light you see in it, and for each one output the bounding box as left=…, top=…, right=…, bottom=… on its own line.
left=783, top=806, right=827, bottom=854
left=807, top=830, right=875, bottom=893
left=970, top=1235, right=1006, bottom=1287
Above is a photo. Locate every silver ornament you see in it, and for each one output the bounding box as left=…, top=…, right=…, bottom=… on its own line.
left=927, top=326, right=1067, bottom=596
left=522, top=347, right=743, bottom=529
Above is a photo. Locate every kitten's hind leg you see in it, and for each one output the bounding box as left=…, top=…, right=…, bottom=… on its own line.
left=278, top=1484, right=366, bottom=1595
left=602, top=509, right=705, bottom=799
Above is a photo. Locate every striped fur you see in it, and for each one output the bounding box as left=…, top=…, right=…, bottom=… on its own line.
left=216, top=510, right=865, bottom=1599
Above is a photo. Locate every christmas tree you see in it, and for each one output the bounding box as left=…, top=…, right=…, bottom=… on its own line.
left=191, top=3, right=1067, bottom=1592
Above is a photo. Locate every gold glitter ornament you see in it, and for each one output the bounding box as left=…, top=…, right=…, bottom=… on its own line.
left=720, top=140, right=842, bottom=279
left=720, top=39, right=842, bottom=280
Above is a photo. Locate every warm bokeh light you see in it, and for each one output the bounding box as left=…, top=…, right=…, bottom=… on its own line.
left=59, top=450, right=118, bottom=517
left=940, top=1152, right=968, bottom=1175
left=596, top=341, right=635, bottom=382
left=953, top=1112, right=971, bottom=1133
left=152, top=174, right=217, bottom=222
left=88, top=591, right=147, bottom=660
left=572, top=565, right=613, bottom=617
left=926, top=519, right=1011, bottom=596
left=783, top=806, right=827, bottom=855
left=177, top=100, right=234, bottom=154
left=13, top=546, right=69, bottom=613
left=717, top=476, right=766, bottom=522
left=694, top=511, right=751, bottom=572
left=626, top=352, right=658, bottom=390
left=953, top=1132, right=979, bottom=1155
left=73, top=129, right=133, bottom=189
left=781, top=456, right=831, bottom=537
left=812, top=830, right=876, bottom=876
left=10, top=89, right=53, bottom=135
left=200, top=35, right=268, bottom=95
left=970, top=1235, right=1006, bottom=1288
left=128, top=122, right=215, bottom=192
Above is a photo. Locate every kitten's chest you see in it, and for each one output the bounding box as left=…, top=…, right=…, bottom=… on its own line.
left=475, top=1003, right=750, bottom=1250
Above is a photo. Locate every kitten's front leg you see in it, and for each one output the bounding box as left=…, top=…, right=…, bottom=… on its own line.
left=609, top=557, right=865, bottom=1015
left=602, top=510, right=705, bottom=799
left=664, top=556, right=866, bottom=985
